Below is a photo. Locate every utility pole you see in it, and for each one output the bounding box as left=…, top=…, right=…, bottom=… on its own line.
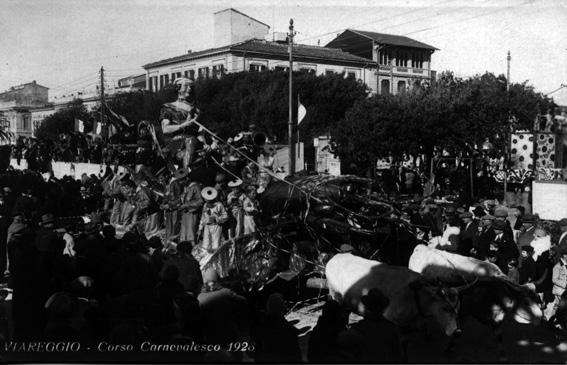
left=100, top=66, right=106, bottom=141
left=503, top=51, right=511, bottom=204
left=288, top=19, right=295, bottom=176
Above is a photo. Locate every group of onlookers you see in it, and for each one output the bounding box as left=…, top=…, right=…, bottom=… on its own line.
left=407, top=199, right=567, bottom=329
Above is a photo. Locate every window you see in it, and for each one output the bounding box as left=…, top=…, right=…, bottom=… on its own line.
left=184, top=70, right=195, bottom=80
left=274, top=66, right=289, bottom=72
left=381, top=79, right=390, bottom=95
left=212, top=64, right=225, bottom=78
left=198, top=67, right=210, bottom=78
left=325, top=70, right=335, bottom=76
left=164, top=74, right=170, bottom=86
left=299, top=67, right=315, bottom=74
left=346, top=71, right=356, bottom=79
left=171, top=73, right=176, bottom=82
left=151, top=76, right=158, bottom=92
left=379, top=51, right=392, bottom=65
left=412, top=53, right=424, bottom=69
left=397, top=81, right=406, bottom=93
left=396, top=52, right=408, bottom=67
left=249, top=64, right=267, bottom=72
left=176, top=72, right=182, bottom=79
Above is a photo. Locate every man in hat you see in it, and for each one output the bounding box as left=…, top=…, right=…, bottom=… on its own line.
left=180, top=175, right=204, bottom=244
left=471, top=215, right=495, bottom=260
left=459, top=211, right=478, bottom=257
left=517, top=213, right=539, bottom=247
left=226, top=179, right=245, bottom=239
left=492, top=220, right=519, bottom=274
left=161, top=169, right=187, bottom=241
left=198, top=187, right=228, bottom=253
left=494, top=207, right=514, bottom=244
left=337, top=288, right=404, bottom=363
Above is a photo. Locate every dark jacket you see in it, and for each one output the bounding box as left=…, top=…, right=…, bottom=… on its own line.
left=337, top=313, right=405, bottom=363
left=252, top=313, right=302, bottom=363
left=459, top=220, right=479, bottom=256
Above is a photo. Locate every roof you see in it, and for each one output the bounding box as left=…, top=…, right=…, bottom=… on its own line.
left=329, top=29, right=438, bottom=51
left=144, top=39, right=372, bottom=69
left=214, top=8, right=270, bottom=29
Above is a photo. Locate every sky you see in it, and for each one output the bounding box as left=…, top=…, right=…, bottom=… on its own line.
left=1, top=0, right=566, bottom=104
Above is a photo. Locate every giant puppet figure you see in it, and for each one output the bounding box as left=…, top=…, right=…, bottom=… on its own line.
left=158, top=78, right=202, bottom=169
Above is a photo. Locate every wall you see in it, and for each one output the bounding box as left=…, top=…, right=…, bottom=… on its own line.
left=214, top=9, right=269, bottom=47
left=10, top=159, right=126, bottom=179
left=532, top=180, right=567, bottom=221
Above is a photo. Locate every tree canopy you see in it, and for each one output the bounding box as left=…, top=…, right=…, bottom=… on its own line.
left=331, top=71, right=555, bottom=170
left=35, top=99, right=90, bottom=140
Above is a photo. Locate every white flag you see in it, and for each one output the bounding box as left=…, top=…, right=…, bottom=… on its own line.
left=298, top=101, right=307, bottom=125
left=75, top=118, right=85, bottom=133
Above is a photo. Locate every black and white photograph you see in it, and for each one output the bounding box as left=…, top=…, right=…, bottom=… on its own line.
left=1, top=0, right=567, bottom=363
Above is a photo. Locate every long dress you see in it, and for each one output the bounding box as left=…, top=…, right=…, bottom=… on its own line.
left=199, top=202, right=229, bottom=253
left=179, top=182, right=203, bottom=243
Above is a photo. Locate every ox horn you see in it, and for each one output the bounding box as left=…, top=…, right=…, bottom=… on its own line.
left=453, top=277, right=479, bottom=293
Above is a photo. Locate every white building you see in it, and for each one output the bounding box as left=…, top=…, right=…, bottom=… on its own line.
left=143, top=8, right=376, bottom=93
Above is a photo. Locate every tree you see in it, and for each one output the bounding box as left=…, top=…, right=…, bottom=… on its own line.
left=35, top=99, right=90, bottom=140
left=331, top=71, right=555, bottom=172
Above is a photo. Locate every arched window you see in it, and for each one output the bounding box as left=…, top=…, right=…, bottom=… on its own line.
left=397, top=81, right=406, bottom=93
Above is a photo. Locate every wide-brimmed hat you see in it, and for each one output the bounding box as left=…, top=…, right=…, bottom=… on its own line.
left=40, top=213, right=56, bottom=225
left=201, top=187, right=218, bottom=201
left=481, top=214, right=495, bottom=221
left=173, top=168, right=190, bottom=181
left=227, top=179, right=243, bottom=188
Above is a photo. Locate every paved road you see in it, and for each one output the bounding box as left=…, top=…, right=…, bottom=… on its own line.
left=288, top=302, right=567, bottom=363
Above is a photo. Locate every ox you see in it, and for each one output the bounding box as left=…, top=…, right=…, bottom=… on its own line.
left=408, top=245, right=543, bottom=361
left=408, top=244, right=507, bottom=283
left=325, top=253, right=467, bottom=337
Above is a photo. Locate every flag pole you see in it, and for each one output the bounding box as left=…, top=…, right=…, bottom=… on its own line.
left=297, top=94, right=300, bottom=160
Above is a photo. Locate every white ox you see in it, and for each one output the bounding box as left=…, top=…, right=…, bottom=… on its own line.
left=325, top=253, right=462, bottom=336
left=408, top=244, right=507, bottom=283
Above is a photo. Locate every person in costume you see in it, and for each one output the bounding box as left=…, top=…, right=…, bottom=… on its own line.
left=159, top=78, right=202, bottom=169
left=198, top=187, right=228, bottom=253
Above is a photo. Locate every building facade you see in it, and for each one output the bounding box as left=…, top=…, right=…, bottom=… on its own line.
left=326, top=29, right=438, bottom=95
left=143, top=8, right=376, bottom=93
left=0, top=81, right=50, bottom=140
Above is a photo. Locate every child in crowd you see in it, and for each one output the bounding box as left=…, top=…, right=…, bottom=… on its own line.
left=198, top=187, right=228, bottom=254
